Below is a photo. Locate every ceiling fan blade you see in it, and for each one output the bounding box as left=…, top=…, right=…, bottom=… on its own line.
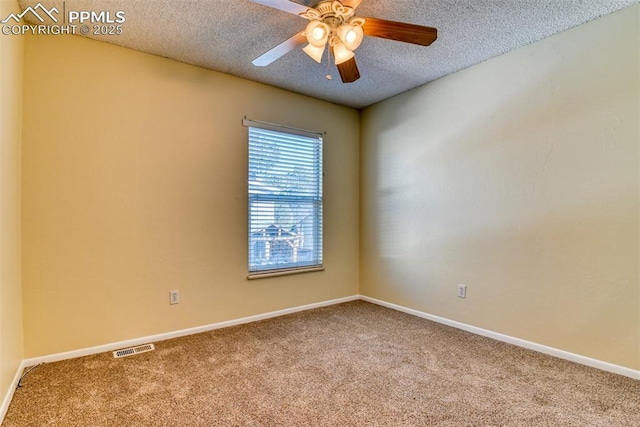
left=252, top=32, right=306, bottom=66
left=341, top=0, right=364, bottom=8
left=362, top=17, right=437, bottom=46
left=336, top=57, right=360, bottom=83
left=249, top=0, right=310, bottom=15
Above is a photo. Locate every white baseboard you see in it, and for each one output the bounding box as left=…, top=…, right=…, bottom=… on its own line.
left=4, top=290, right=636, bottom=424
left=360, top=295, right=640, bottom=380
left=22, top=295, right=360, bottom=367
left=0, top=359, right=27, bottom=422
left=2, top=295, right=358, bottom=423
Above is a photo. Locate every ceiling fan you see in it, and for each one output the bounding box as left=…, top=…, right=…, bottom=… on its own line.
left=250, top=0, right=438, bottom=83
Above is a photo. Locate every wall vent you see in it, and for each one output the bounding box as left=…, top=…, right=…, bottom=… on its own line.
left=113, top=344, right=155, bottom=358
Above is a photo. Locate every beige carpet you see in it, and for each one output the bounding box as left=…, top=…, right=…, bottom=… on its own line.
left=3, top=301, right=639, bottom=426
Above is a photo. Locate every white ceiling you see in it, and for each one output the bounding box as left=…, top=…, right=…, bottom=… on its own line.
left=18, top=0, right=639, bottom=109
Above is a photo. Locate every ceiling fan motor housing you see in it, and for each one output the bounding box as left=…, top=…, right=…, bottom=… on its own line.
left=304, top=1, right=356, bottom=28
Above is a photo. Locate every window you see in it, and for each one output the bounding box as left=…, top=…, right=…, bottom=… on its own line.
left=244, top=120, right=323, bottom=276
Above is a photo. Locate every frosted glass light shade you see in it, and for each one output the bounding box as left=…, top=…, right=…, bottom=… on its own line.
left=305, top=21, right=330, bottom=48
left=303, top=44, right=325, bottom=63
left=333, top=42, right=355, bottom=65
left=337, top=24, right=364, bottom=51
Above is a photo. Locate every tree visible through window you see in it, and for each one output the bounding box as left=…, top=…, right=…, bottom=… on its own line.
left=245, top=121, right=323, bottom=275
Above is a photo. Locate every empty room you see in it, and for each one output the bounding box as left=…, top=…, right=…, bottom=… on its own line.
left=1, top=0, right=638, bottom=425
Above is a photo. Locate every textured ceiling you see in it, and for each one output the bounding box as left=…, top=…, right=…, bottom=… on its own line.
left=18, top=0, right=639, bottom=108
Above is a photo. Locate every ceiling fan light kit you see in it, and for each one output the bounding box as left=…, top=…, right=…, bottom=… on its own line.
left=251, top=0, right=438, bottom=83
left=300, top=1, right=364, bottom=65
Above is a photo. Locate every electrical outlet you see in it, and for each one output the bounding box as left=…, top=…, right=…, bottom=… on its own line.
left=457, top=284, right=467, bottom=298
left=170, top=290, right=180, bottom=305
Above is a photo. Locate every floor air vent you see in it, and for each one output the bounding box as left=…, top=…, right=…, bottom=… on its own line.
left=113, top=344, right=155, bottom=358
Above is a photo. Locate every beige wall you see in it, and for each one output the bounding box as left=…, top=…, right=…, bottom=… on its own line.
left=360, top=5, right=639, bottom=370
left=0, top=0, right=24, bottom=403
left=21, top=34, right=359, bottom=357
left=10, top=2, right=639, bottom=371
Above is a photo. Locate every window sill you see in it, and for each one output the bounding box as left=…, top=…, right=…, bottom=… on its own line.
left=247, top=266, right=324, bottom=280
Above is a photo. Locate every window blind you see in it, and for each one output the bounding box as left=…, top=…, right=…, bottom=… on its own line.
left=246, top=124, right=323, bottom=274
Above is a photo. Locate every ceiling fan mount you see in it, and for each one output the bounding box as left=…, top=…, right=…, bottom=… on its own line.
left=302, top=0, right=355, bottom=25
left=321, top=15, right=345, bottom=29
left=251, top=0, right=438, bottom=84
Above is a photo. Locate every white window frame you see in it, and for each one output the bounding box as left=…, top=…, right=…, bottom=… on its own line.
left=243, top=119, right=324, bottom=279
